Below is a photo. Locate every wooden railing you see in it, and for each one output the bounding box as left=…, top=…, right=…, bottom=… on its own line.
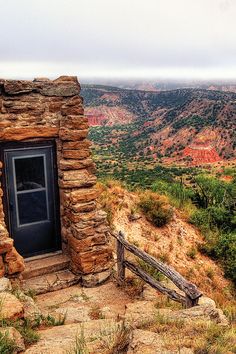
left=113, top=231, right=202, bottom=308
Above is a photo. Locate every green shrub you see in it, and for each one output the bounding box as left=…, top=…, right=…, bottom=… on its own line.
left=189, top=209, right=210, bottom=231
left=152, top=180, right=169, bottom=195
left=139, top=192, right=173, bottom=227
left=207, top=206, right=232, bottom=229
left=195, top=324, right=236, bottom=354
left=18, top=324, right=40, bottom=345
left=0, top=332, right=17, bottom=354
left=33, top=313, right=66, bottom=327
left=216, top=232, right=236, bottom=284
left=193, top=174, right=235, bottom=210
left=190, top=206, right=232, bottom=231
left=152, top=179, right=194, bottom=208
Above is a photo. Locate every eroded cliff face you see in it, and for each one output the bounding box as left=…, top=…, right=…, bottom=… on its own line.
left=183, top=145, right=221, bottom=165
left=82, top=85, right=236, bottom=162
left=0, top=76, right=112, bottom=282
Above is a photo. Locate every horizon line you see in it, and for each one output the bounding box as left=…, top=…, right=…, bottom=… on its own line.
left=1, top=61, right=236, bottom=82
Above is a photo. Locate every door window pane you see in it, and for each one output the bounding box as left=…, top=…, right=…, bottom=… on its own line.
left=15, top=156, right=45, bottom=191
left=17, top=191, right=48, bottom=225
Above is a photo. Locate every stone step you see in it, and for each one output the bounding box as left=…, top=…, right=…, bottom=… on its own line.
left=22, top=269, right=80, bottom=295
left=23, top=253, right=70, bottom=280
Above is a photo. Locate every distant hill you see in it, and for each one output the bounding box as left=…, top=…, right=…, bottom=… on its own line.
left=81, top=85, right=236, bottom=164
left=82, top=80, right=236, bottom=93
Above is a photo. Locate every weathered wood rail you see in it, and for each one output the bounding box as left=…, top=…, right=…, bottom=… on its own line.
left=113, top=231, right=202, bottom=308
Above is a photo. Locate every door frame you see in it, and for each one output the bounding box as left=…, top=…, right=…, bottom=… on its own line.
left=0, top=140, right=61, bottom=258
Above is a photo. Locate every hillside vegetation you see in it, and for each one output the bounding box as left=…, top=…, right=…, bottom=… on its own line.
left=82, top=85, right=236, bottom=166
left=98, top=169, right=236, bottom=289
left=83, top=85, right=236, bottom=352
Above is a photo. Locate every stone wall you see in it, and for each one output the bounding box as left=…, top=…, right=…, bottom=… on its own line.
left=0, top=76, right=112, bottom=283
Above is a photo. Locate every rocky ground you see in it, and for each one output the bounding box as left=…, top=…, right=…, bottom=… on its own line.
left=0, top=183, right=235, bottom=353
left=0, top=275, right=235, bottom=353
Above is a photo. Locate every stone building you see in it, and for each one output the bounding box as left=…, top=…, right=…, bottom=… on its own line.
left=0, top=76, right=112, bottom=286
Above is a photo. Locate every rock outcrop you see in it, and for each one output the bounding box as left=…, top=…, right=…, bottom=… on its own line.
left=183, top=143, right=221, bottom=165
left=0, top=292, right=24, bottom=320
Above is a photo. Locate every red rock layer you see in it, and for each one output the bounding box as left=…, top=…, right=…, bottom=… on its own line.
left=86, top=114, right=107, bottom=126
left=183, top=145, right=221, bottom=165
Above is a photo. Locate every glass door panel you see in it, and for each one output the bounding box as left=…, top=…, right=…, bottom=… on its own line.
left=13, top=155, right=49, bottom=226
left=2, top=142, right=61, bottom=257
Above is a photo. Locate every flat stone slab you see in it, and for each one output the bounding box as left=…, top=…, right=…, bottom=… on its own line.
left=25, top=319, right=120, bottom=353
left=36, top=282, right=131, bottom=320
left=127, top=329, right=194, bottom=354
left=54, top=306, right=91, bottom=324
left=124, top=300, right=228, bottom=328
left=23, top=269, right=80, bottom=295
left=125, top=301, right=159, bottom=328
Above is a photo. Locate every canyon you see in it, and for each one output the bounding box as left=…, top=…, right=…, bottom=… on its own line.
left=82, top=85, right=236, bottom=166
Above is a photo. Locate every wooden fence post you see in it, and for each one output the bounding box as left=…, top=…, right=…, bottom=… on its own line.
left=186, top=295, right=199, bottom=308
left=117, top=231, right=125, bottom=283
left=112, top=231, right=202, bottom=307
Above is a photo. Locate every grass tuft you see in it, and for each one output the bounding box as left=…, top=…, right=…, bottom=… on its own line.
left=0, top=331, right=18, bottom=354
left=67, top=325, right=89, bottom=354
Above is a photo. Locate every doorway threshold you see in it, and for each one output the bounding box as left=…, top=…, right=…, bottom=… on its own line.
left=24, top=250, right=63, bottom=262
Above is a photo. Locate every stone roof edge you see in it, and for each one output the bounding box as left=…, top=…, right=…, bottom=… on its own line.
left=0, top=76, right=80, bottom=97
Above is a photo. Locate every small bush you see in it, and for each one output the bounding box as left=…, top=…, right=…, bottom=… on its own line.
left=18, top=324, right=40, bottom=345
left=122, top=277, right=144, bottom=298
left=199, top=231, right=236, bottom=285
left=99, top=320, right=131, bottom=354
left=186, top=246, right=197, bottom=259
left=216, top=232, right=236, bottom=284
left=207, top=206, right=231, bottom=229
left=205, top=267, right=214, bottom=280
left=189, top=209, right=210, bottom=230
left=0, top=332, right=17, bottom=354
left=223, top=304, right=236, bottom=324
left=152, top=179, right=194, bottom=209
left=139, top=192, right=173, bottom=227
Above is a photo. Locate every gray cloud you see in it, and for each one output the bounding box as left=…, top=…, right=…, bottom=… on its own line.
left=0, top=0, right=236, bottom=79
left=219, top=0, right=233, bottom=11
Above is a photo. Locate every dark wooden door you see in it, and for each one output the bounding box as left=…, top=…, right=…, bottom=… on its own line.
left=2, top=142, right=60, bottom=257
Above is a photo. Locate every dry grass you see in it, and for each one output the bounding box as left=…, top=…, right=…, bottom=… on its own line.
left=139, top=312, right=236, bottom=353
left=119, top=276, right=145, bottom=299
left=99, top=321, right=131, bottom=354
left=178, top=199, right=198, bottom=221
left=97, top=180, right=127, bottom=226
left=99, top=179, right=236, bottom=330
left=154, top=294, right=183, bottom=311
left=88, top=305, right=104, bottom=320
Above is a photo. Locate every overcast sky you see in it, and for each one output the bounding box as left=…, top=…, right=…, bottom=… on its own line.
left=0, top=0, right=235, bottom=80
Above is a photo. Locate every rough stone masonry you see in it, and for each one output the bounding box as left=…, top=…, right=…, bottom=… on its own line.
left=0, top=76, right=113, bottom=284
